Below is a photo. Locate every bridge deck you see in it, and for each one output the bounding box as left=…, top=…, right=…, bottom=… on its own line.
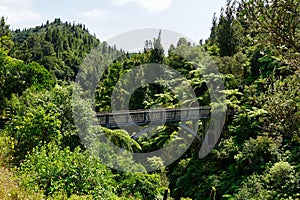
left=96, top=106, right=211, bottom=128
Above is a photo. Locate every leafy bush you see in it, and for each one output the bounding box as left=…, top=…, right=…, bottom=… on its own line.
left=18, top=144, right=118, bottom=199
left=0, top=48, right=56, bottom=113
left=233, top=161, right=300, bottom=200
left=234, top=135, right=281, bottom=174
left=4, top=85, right=80, bottom=163
left=0, top=135, right=14, bottom=166
left=115, top=172, right=166, bottom=200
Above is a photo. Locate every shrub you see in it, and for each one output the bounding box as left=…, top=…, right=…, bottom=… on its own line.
left=4, top=85, right=81, bottom=163
left=17, top=144, right=118, bottom=199
left=115, top=172, right=166, bottom=200
left=233, top=161, right=300, bottom=199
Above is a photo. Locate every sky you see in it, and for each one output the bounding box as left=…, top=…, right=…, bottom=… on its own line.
left=0, top=0, right=227, bottom=43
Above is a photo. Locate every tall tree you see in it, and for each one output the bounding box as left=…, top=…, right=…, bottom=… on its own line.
left=216, top=0, right=244, bottom=57
left=208, top=13, right=218, bottom=44
left=241, top=0, right=300, bottom=69
left=0, top=17, right=10, bottom=37
left=148, top=30, right=164, bottom=64
left=0, top=16, right=14, bottom=51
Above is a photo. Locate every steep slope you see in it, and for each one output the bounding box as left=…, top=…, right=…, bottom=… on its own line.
left=10, top=18, right=102, bottom=80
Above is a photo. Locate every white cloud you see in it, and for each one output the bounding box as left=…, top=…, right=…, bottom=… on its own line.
left=111, top=0, right=173, bottom=12
left=0, top=0, right=43, bottom=28
left=82, top=9, right=118, bottom=21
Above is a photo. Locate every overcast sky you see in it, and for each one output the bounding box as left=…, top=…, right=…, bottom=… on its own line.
left=0, top=0, right=227, bottom=43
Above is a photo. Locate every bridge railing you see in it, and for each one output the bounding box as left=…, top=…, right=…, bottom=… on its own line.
left=95, top=106, right=211, bottom=128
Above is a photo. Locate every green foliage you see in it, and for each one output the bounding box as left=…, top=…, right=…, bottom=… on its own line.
left=6, top=105, right=62, bottom=162
left=149, top=30, right=165, bottom=64
left=10, top=18, right=101, bottom=80
left=100, top=127, right=142, bottom=152
left=257, top=74, right=300, bottom=140
left=220, top=89, right=243, bottom=109
left=234, top=135, right=282, bottom=174
left=3, top=85, right=79, bottom=163
left=1, top=1, right=300, bottom=197
left=18, top=144, right=118, bottom=199
left=115, top=172, right=166, bottom=199
left=0, top=49, right=56, bottom=115
left=0, top=16, right=14, bottom=51
left=96, top=62, right=125, bottom=111
left=207, top=0, right=245, bottom=57
left=241, top=0, right=300, bottom=69
left=0, top=166, right=44, bottom=200
left=0, top=135, right=14, bottom=166
left=233, top=162, right=300, bottom=199
left=16, top=141, right=166, bottom=199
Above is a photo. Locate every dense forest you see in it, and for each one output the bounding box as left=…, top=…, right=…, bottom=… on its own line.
left=0, top=0, right=299, bottom=199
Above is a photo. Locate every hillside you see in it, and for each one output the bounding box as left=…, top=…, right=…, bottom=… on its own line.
left=9, top=18, right=102, bottom=80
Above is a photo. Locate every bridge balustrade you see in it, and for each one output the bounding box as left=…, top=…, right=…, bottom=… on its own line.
left=95, top=106, right=211, bottom=128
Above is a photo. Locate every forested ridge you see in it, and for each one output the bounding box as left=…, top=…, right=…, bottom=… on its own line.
left=10, top=18, right=102, bottom=80
left=0, top=0, right=299, bottom=199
